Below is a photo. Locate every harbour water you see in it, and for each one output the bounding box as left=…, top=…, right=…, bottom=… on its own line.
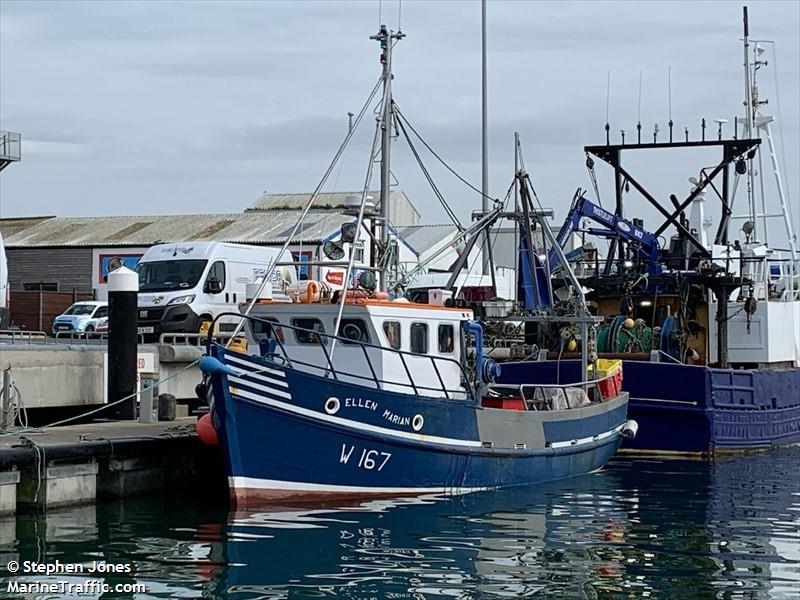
left=2, top=448, right=798, bottom=599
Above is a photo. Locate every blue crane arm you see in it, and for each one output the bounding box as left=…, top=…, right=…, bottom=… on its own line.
left=549, top=195, right=660, bottom=270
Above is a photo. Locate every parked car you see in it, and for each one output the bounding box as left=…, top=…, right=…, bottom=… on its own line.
left=52, top=301, right=108, bottom=335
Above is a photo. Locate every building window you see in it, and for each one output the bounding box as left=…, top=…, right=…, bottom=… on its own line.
left=383, top=321, right=401, bottom=350
left=410, top=322, right=428, bottom=354
left=292, top=318, right=325, bottom=344
left=337, top=318, right=370, bottom=344
left=438, top=323, right=454, bottom=354
left=23, top=282, right=58, bottom=291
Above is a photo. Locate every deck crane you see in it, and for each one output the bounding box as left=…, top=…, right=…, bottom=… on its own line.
left=549, top=192, right=662, bottom=274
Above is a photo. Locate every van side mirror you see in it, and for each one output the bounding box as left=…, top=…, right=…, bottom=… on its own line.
left=205, top=279, right=223, bottom=294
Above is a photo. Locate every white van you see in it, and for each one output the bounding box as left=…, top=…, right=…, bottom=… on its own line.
left=135, top=241, right=295, bottom=340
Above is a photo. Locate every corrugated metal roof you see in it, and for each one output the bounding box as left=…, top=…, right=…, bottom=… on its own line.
left=248, top=189, right=420, bottom=226
left=0, top=215, right=56, bottom=239
left=396, top=224, right=458, bottom=255
left=2, top=211, right=351, bottom=248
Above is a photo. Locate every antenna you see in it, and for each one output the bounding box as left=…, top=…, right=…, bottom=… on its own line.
left=398, top=0, right=402, bottom=32
left=637, top=71, right=643, bottom=144
left=668, top=66, right=673, bottom=142
left=605, top=70, right=611, bottom=144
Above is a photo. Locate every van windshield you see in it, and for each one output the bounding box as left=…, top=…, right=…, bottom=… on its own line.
left=136, top=260, right=208, bottom=292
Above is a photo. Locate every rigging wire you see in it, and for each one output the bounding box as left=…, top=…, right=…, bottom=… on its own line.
left=455, top=182, right=514, bottom=300
left=329, top=123, right=383, bottom=359
left=227, top=75, right=384, bottom=343
left=766, top=41, right=795, bottom=230
left=394, top=108, right=500, bottom=202
left=395, top=113, right=463, bottom=230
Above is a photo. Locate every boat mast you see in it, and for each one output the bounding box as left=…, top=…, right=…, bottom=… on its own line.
left=743, top=6, right=758, bottom=242
left=372, top=24, right=404, bottom=291
left=481, top=0, right=490, bottom=276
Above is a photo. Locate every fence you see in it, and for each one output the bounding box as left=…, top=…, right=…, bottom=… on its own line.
left=8, top=290, right=94, bottom=332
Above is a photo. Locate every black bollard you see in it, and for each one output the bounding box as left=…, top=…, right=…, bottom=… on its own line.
left=107, top=266, right=139, bottom=419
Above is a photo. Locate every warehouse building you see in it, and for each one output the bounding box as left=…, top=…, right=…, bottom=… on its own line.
left=0, top=190, right=457, bottom=300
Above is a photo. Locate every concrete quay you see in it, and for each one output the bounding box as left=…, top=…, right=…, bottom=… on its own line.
left=0, top=418, right=226, bottom=515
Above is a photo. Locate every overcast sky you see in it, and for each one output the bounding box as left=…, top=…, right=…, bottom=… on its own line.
left=1, top=0, right=798, bottom=246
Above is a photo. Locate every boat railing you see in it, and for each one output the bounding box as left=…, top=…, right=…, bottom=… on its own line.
left=738, top=254, right=799, bottom=301
left=209, top=312, right=475, bottom=401
left=492, top=370, right=620, bottom=411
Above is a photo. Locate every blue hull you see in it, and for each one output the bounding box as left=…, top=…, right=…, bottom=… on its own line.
left=205, top=346, right=630, bottom=505
left=498, top=360, right=800, bottom=453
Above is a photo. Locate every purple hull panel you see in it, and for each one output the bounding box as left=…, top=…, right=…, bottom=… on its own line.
left=498, top=360, right=800, bottom=453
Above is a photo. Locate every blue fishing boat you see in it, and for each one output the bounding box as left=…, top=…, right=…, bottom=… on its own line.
left=496, top=8, right=799, bottom=454
left=201, top=303, right=632, bottom=505
left=198, top=24, right=634, bottom=506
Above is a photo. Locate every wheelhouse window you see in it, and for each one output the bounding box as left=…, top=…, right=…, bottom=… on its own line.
left=383, top=321, right=401, bottom=350
left=292, top=318, right=325, bottom=344
left=252, top=317, right=284, bottom=342
left=410, top=323, right=428, bottom=354
left=336, top=318, right=370, bottom=344
left=438, top=323, right=454, bottom=354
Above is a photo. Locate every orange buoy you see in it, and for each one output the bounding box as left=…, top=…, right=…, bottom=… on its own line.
left=197, top=413, right=218, bottom=446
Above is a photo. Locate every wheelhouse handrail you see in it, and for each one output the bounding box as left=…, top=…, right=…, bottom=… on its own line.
left=208, top=311, right=475, bottom=400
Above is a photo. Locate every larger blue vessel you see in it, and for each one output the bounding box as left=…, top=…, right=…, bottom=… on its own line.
left=496, top=8, right=799, bottom=454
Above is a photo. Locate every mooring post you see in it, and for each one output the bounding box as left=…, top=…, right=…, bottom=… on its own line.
left=107, top=266, right=139, bottom=420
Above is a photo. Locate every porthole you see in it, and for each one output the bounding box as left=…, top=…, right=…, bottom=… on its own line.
left=412, top=414, right=424, bottom=431
left=324, top=397, right=340, bottom=415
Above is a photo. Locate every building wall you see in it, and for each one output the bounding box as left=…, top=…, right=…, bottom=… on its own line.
left=6, top=247, right=94, bottom=293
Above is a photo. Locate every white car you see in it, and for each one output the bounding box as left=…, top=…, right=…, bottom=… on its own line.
left=52, top=301, right=108, bottom=335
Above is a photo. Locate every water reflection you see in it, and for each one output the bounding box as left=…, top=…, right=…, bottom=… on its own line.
left=0, top=448, right=797, bottom=599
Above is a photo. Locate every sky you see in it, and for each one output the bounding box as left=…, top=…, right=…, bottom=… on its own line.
left=1, top=0, right=798, bottom=247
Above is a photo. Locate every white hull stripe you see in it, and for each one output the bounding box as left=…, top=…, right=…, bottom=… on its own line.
left=229, top=375, right=292, bottom=400
left=230, top=386, right=482, bottom=447
left=227, top=386, right=625, bottom=450
left=548, top=423, right=627, bottom=449
left=225, top=355, right=288, bottom=385
left=230, top=476, right=487, bottom=495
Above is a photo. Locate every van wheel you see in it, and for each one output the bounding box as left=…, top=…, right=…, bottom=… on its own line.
left=85, top=325, right=94, bottom=332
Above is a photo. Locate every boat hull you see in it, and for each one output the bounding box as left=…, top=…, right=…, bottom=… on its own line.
left=498, top=360, right=800, bottom=454
left=206, top=346, right=630, bottom=506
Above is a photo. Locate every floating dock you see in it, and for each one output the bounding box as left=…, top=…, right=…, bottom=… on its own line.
left=0, top=418, right=225, bottom=515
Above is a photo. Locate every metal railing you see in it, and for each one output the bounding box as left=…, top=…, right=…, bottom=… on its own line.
left=0, top=330, right=146, bottom=346
left=209, top=312, right=475, bottom=401
left=0, top=131, right=21, bottom=163
left=491, top=370, right=620, bottom=412
left=738, top=255, right=799, bottom=301
left=0, top=330, right=48, bottom=344
left=160, top=332, right=244, bottom=346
